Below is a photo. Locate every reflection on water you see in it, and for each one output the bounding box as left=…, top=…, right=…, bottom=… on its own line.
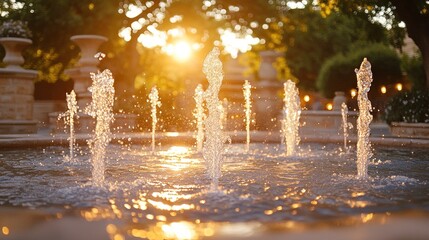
left=0, top=143, right=428, bottom=239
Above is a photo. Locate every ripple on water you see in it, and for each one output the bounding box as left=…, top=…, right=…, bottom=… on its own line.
left=0, top=143, right=428, bottom=223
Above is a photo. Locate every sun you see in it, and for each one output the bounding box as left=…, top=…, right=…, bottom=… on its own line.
left=163, top=41, right=192, bottom=61
left=172, top=41, right=192, bottom=61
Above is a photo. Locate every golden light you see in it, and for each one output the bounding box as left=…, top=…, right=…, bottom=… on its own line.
left=303, top=95, right=310, bottom=103
left=380, top=86, right=387, bottom=94
left=2, top=226, right=9, bottom=235
left=161, top=222, right=196, bottom=240
left=160, top=146, right=189, bottom=156
left=395, top=83, right=403, bottom=91
left=219, top=29, right=260, bottom=58
left=173, top=41, right=192, bottom=61
left=350, top=89, right=357, bottom=98
left=326, top=103, right=333, bottom=111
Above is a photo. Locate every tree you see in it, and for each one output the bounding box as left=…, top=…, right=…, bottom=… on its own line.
left=282, top=6, right=388, bottom=90
left=319, top=0, right=429, bottom=89
left=1, top=0, right=124, bottom=82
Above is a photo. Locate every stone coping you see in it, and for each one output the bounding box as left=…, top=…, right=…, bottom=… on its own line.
left=301, top=110, right=358, bottom=116
left=391, top=122, right=429, bottom=127
left=0, top=130, right=428, bottom=148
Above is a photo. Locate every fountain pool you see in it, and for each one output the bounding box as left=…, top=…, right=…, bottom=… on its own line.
left=0, top=142, right=428, bottom=239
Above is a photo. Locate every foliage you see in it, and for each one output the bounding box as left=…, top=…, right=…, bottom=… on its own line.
left=401, top=54, right=426, bottom=90
left=317, top=0, right=429, bottom=89
left=384, top=90, right=429, bottom=124
left=0, top=20, right=32, bottom=38
left=283, top=7, right=388, bottom=90
left=1, top=0, right=124, bottom=83
left=316, top=43, right=402, bottom=98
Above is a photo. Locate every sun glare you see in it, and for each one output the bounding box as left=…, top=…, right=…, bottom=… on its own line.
left=165, top=41, right=193, bottom=61
left=220, top=29, right=260, bottom=58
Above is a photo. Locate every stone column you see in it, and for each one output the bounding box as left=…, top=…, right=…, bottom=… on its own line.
left=254, top=51, right=283, bottom=131
left=65, top=35, right=107, bottom=110
left=221, top=55, right=252, bottom=131
left=0, top=37, right=38, bottom=134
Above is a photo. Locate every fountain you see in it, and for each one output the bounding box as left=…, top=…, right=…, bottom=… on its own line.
left=193, top=84, right=205, bottom=152
left=282, top=80, right=301, bottom=156
left=355, top=58, right=373, bottom=179
left=148, top=86, right=161, bottom=154
left=85, top=69, right=115, bottom=187
left=0, top=46, right=429, bottom=240
left=243, top=80, right=252, bottom=152
left=202, top=47, right=227, bottom=187
left=58, top=90, right=79, bottom=162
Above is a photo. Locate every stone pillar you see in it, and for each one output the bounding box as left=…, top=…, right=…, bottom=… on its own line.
left=254, top=51, right=283, bottom=131
left=0, top=37, right=38, bottom=134
left=221, top=55, right=252, bottom=131
left=65, top=35, right=107, bottom=110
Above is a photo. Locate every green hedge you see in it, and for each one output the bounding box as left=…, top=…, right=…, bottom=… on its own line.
left=384, top=90, right=429, bottom=124
left=401, top=54, right=426, bottom=90
left=317, top=44, right=402, bottom=98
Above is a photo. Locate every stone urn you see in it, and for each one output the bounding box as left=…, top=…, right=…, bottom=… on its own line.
left=333, top=91, right=347, bottom=111
left=66, top=35, right=107, bottom=109
left=70, top=35, right=107, bottom=67
left=0, top=37, right=32, bottom=69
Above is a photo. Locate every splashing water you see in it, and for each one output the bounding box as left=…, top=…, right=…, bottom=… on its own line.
left=282, top=80, right=301, bottom=156
left=243, top=80, right=252, bottom=152
left=341, top=102, right=353, bottom=151
left=355, top=58, right=373, bottom=179
left=193, top=84, right=206, bottom=153
left=149, top=86, right=161, bottom=154
left=58, top=90, right=79, bottom=162
left=202, top=47, right=226, bottom=187
left=85, top=70, right=115, bottom=187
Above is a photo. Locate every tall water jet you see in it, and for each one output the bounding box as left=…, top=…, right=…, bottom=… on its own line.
left=243, top=80, right=252, bottom=152
left=193, top=84, right=205, bottom=153
left=355, top=58, right=373, bottom=179
left=202, top=47, right=226, bottom=187
left=341, top=102, right=353, bottom=151
left=149, top=86, right=161, bottom=154
left=282, top=80, right=301, bottom=156
left=59, top=90, right=79, bottom=162
left=85, top=70, right=115, bottom=187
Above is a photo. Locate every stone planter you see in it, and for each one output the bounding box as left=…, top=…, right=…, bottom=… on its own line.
left=0, top=37, right=37, bottom=134
left=0, top=37, right=32, bottom=69
left=390, top=122, right=429, bottom=139
left=300, top=110, right=358, bottom=137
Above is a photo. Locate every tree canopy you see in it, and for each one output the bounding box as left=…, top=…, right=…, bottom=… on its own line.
left=318, top=0, right=429, bottom=89
left=283, top=6, right=389, bottom=90
left=1, top=0, right=428, bottom=93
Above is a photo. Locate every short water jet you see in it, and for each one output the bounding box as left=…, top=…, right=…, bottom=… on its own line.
left=149, top=86, right=161, bottom=154
left=282, top=80, right=301, bottom=156
left=243, top=80, right=252, bottom=152
left=341, top=102, right=353, bottom=151
left=193, top=84, right=205, bottom=153
left=85, top=69, right=115, bottom=187
left=59, top=90, right=79, bottom=162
